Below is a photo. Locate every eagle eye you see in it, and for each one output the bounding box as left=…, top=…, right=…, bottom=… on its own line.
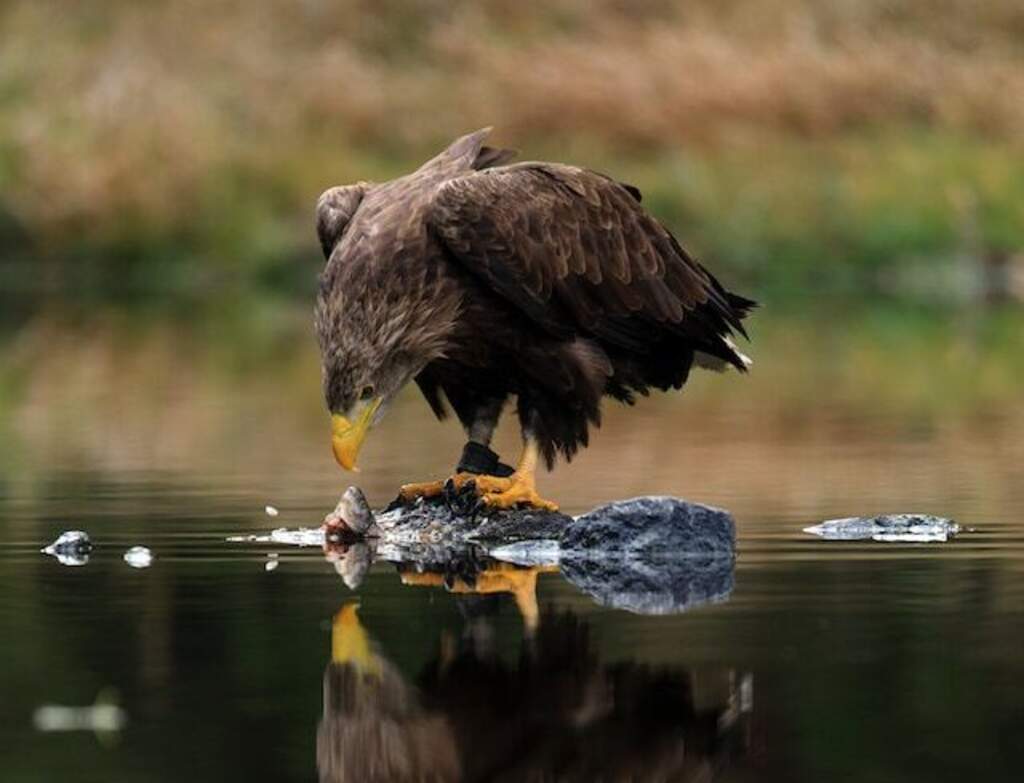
left=359, top=385, right=375, bottom=401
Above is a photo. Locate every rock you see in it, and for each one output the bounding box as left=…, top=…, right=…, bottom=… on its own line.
left=228, top=489, right=740, bottom=615
left=560, top=496, right=736, bottom=558
left=123, top=546, right=153, bottom=568
left=41, top=530, right=93, bottom=567
left=804, top=514, right=960, bottom=542
left=559, top=497, right=736, bottom=615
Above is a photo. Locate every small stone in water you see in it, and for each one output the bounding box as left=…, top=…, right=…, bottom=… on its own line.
left=123, top=546, right=153, bottom=568
left=804, top=514, right=960, bottom=542
left=33, top=701, right=127, bottom=734
left=265, top=505, right=279, bottom=517
left=41, top=531, right=93, bottom=567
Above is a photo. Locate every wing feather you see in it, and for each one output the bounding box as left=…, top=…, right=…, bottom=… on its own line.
left=427, top=163, right=749, bottom=352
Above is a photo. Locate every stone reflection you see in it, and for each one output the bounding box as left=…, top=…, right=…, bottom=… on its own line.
left=317, top=564, right=755, bottom=783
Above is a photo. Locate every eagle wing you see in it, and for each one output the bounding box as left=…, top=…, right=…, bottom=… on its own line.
left=427, top=163, right=750, bottom=358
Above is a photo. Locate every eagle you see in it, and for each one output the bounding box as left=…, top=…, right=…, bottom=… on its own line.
left=315, top=129, right=754, bottom=511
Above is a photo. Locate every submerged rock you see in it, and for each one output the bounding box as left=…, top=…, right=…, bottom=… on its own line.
left=41, top=530, right=93, bottom=567
left=559, top=497, right=736, bottom=614
left=804, top=514, right=960, bottom=543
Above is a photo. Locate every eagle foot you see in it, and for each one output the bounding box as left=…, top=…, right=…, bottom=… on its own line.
left=398, top=472, right=478, bottom=504
left=472, top=473, right=559, bottom=512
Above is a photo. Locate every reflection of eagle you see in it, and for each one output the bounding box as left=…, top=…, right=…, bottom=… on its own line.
left=318, top=602, right=757, bottom=783
left=316, top=128, right=755, bottom=509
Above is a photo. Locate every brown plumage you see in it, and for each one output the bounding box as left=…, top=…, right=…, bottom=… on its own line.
left=315, top=128, right=754, bottom=473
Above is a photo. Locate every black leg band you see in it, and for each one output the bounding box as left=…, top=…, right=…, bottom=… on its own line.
left=456, top=441, right=515, bottom=477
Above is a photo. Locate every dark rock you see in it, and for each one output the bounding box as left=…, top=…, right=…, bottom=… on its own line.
left=560, top=496, right=736, bottom=558
left=559, top=497, right=736, bottom=615
left=804, top=514, right=960, bottom=542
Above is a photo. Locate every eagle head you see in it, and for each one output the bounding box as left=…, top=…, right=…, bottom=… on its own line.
left=319, top=338, right=424, bottom=472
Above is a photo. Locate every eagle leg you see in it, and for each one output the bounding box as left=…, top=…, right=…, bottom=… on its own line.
left=399, top=439, right=515, bottom=504
left=474, top=439, right=558, bottom=512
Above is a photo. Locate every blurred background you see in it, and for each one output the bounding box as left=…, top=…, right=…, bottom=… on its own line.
left=1, top=0, right=1022, bottom=509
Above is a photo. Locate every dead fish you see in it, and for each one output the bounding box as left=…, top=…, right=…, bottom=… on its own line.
left=331, top=542, right=371, bottom=589
left=325, top=486, right=375, bottom=536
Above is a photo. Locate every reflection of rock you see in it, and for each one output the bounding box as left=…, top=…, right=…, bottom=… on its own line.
left=41, top=530, right=93, bottom=567
left=804, top=514, right=961, bottom=543
left=317, top=602, right=756, bottom=783
left=559, top=497, right=736, bottom=614
left=561, top=552, right=734, bottom=614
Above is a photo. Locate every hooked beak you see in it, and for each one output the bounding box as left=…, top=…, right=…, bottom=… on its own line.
left=331, top=397, right=382, bottom=471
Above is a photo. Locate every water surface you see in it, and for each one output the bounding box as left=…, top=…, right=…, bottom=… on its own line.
left=1, top=312, right=1023, bottom=781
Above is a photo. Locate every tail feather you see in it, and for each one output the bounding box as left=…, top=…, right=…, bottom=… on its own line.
left=727, top=291, right=758, bottom=320
left=695, top=336, right=752, bottom=373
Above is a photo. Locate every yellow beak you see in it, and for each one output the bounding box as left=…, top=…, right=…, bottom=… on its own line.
left=331, top=398, right=381, bottom=471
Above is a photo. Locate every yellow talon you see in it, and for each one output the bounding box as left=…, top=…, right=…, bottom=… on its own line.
left=397, top=440, right=558, bottom=511
left=398, top=472, right=476, bottom=502
left=475, top=441, right=558, bottom=512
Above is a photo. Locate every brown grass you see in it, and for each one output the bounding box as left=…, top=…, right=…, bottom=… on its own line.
left=3, top=0, right=1024, bottom=239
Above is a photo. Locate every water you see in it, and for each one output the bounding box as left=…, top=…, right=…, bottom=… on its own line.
left=2, top=314, right=1024, bottom=782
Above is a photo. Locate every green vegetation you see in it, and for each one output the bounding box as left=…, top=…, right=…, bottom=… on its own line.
left=1, top=1, right=1022, bottom=303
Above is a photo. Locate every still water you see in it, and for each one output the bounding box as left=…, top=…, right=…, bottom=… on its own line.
left=1, top=313, right=1023, bottom=782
